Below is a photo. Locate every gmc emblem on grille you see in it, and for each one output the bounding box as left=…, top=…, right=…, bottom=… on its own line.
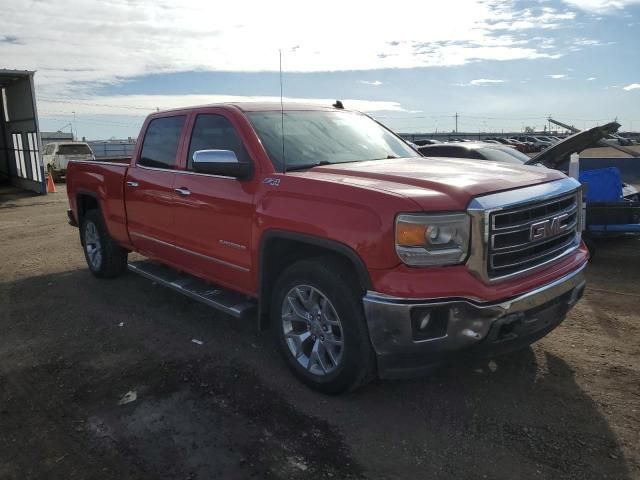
left=529, top=213, right=570, bottom=241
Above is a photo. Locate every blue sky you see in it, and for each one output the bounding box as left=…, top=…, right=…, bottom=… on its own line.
left=2, top=0, right=639, bottom=139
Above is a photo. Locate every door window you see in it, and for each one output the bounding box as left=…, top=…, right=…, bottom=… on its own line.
left=139, top=116, right=186, bottom=169
left=187, top=114, right=250, bottom=170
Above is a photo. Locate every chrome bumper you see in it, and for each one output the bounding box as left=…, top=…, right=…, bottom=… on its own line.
left=362, top=262, right=587, bottom=379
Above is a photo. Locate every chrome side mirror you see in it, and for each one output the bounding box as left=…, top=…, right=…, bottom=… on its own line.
left=192, top=150, right=252, bottom=179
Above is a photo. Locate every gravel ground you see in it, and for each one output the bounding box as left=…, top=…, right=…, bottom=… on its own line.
left=1, top=184, right=638, bottom=480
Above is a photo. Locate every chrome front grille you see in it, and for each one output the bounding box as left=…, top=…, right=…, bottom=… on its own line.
left=487, top=192, right=580, bottom=278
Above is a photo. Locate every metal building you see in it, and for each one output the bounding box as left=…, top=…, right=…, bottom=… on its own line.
left=0, top=69, right=45, bottom=194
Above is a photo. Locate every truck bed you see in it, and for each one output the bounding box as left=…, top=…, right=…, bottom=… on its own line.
left=66, top=160, right=130, bottom=246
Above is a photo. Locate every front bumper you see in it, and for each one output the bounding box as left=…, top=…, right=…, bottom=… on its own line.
left=362, top=262, right=587, bottom=379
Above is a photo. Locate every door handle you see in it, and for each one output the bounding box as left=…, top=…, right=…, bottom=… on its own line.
left=126, top=181, right=139, bottom=187
left=175, top=187, right=191, bottom=196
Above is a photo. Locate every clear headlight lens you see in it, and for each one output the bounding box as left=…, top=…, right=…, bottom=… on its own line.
left=395, top=213, right=470, bottom=266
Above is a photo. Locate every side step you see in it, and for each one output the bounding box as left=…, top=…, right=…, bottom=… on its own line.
left=127, top=260, right=256, bottom=319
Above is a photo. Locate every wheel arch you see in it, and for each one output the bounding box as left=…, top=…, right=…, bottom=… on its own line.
left=76, top=192, right=100, bottom=224
left=257, top=230, right=372, bottom=330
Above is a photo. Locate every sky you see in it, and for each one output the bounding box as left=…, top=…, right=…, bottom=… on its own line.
left=1, top=0, right=639, bottom=140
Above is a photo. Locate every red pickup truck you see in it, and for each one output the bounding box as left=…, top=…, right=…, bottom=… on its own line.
left=66, top=102, right=588, bottom=393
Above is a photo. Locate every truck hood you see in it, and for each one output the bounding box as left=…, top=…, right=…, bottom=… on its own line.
left=302, top=157, right=565, bottom=210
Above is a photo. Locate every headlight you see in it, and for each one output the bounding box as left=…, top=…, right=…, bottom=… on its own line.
left=395, top=213, right=470, bottom=266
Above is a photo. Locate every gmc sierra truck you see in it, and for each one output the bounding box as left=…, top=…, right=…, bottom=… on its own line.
left=66, top=103, right=588, bottom=394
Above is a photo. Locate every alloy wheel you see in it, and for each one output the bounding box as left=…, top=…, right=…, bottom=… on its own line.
left=281, top=285, right=344, bottom=376
left=84, top=221, right=102, bottom=270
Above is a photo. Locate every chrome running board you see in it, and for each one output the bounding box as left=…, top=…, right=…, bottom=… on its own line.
left=128, top=260, right=256, bottom=319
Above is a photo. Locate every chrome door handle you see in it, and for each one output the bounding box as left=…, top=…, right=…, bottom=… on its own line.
left=175, top=187, right=191, bottom=196
left=126, top=181, right=139, bottom=187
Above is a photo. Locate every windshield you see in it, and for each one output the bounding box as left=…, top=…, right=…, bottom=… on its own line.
left=247, top=110, right=416, bottom=171
left=58, top=144, right=92, bottom=155
left=477, top=146, right=530, bottom=164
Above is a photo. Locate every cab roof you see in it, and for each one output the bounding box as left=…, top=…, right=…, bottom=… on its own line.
left=156, top=102, right=343, bottom=115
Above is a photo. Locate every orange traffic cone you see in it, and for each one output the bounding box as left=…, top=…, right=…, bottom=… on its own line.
left=46, top=171, right=57, bottom=193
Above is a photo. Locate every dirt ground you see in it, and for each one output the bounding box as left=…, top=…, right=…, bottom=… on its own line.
left=1, top=184, right=638, bottom=480
left=579, top=145, right=640, bottom=157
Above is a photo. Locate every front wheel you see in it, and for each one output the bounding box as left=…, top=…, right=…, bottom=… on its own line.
left=80, top=209, right=128, bottom=278
left=271, top=257, right=375, bottom=394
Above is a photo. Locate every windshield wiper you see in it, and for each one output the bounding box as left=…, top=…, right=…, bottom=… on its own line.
left=285, top=156, right=398, bottom=172
left=285, top=160, right=332, bottom=172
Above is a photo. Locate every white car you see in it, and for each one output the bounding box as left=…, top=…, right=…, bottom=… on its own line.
left=43, top=142, right=94, bottom=179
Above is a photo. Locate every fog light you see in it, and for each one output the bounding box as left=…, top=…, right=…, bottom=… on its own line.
left=418, top=312, right=431, bottom=330
left=461, top=328, right=481, bottom=339
left=411, top=307, right=448, bottom=340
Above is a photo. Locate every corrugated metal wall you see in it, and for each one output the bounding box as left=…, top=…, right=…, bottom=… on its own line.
left=0, top=71, right=45, bottom=194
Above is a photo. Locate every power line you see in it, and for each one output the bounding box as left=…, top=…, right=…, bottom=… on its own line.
left=37, top=96, right=153, bottom=112
left=39, top=115, right=142, bottom=128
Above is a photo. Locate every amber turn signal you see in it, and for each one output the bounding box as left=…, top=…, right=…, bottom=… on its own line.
left=396, top=222, right=427, bottom=247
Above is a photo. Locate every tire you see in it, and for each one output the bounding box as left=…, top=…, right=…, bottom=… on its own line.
left=271, top=257, right=375, bottom=394
left=80, top=209, right=128, bottom=278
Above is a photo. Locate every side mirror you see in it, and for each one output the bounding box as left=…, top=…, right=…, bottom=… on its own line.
left=192, top=150, right=252, bottom=179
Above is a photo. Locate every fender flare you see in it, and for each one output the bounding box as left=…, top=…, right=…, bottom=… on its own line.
left=257, top=230, right=372, bottom=329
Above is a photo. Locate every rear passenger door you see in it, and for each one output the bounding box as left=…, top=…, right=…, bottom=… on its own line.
left=125, top=115, right=186, bottom=259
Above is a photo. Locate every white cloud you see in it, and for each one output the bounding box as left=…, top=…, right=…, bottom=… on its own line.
left=0, top=0, right=583, bottom=96
left=561, top=0, right=640, bottom=13
left=587, top=77, right=597, bottom=80
left=38, top=94, right=405, bottom=116
left=548, top=74, right=568, bottom=79
left=485, top=7, right=576, bottom=30
left=360, top=80, right=384, bottom=86
left=623, top=83, right=640, bottom=91
left=469, top=78, right=506, bottom=86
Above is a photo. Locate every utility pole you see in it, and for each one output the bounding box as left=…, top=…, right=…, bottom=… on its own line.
left=454, top=112, right=459, bottom=133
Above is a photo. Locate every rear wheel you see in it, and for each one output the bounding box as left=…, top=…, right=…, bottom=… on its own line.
left=271, top=257, right=375, bottom=394
left=80, top=209, right=128, bottom=278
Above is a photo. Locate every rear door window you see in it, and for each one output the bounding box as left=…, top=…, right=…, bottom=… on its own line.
left=57, top=144, right=92, bottom=155
left=139, top=116, right=186, bottom=169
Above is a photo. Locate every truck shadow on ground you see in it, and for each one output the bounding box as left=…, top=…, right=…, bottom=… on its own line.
left=0, top=268, right=632, bottom=480
left=352, top=349, right=630, bottom=479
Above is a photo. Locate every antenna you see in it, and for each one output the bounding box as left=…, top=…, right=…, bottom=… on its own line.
left=279, top=49, right=285, bottom=174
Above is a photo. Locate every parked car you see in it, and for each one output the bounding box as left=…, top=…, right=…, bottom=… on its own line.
left=43, top=142, right=94, bottom=180
left=494, top=137, right=532, bottom=153
left=524, top=123, right=639, bottom=199
left=604, top=134, right=633, bottom=147
left=418, top=142, right=532, bottom=164
left=484, top=137, right=534, bottom=153
left=66, top=102, right=588, bottom=394
left=413, top=139, right=441, bottom=146
left=511, top=136, right=552, bottom=151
